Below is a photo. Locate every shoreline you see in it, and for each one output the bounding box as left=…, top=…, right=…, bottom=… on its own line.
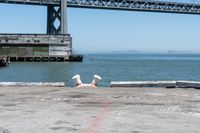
left=0, top=86, right=200, bottom=133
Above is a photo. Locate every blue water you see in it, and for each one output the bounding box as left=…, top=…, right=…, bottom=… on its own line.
left=1, top=54, right=200, bottom=87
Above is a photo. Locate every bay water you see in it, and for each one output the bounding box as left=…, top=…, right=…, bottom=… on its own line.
left=1, top=54, right=200, bottom=87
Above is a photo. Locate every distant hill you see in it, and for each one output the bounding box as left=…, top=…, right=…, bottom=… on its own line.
left=81, top=50, right=200, bottom=54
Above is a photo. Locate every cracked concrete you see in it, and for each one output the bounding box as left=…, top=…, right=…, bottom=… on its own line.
left=0, top=87, right=200, bottom=133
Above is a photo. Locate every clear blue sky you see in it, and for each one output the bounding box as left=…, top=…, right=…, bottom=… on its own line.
left=0, top=2, right=200, bottom=53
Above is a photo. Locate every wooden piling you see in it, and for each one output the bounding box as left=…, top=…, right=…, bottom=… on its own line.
left=0, top=56, right=10, bottom=67
left=8, top=55, right=83, bottom=62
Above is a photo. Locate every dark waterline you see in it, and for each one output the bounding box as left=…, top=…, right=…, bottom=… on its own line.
left=1, top=54, right=200, bottom=87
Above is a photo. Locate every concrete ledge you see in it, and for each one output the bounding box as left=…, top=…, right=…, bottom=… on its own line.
left=111, top=81, right=176, bottom=88
left=176, top=81, right=200, bottom=89
left=0, top=82, right=65, bottom=87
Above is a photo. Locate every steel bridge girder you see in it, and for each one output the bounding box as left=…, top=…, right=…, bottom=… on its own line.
left=67, top=0, right=200, bottom=14
left=1, top=0, right=200, bottom=14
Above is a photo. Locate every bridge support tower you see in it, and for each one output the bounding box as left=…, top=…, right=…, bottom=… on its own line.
left=47, top=0, right=67, bottom=34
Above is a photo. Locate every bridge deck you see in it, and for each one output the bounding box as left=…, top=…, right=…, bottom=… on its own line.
left=0, top=0, right=200, bottom=14
left=0, top=0, right=60, bottom=5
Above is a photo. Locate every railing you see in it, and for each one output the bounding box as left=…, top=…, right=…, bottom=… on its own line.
left=0, top=34, right=71, bottom=45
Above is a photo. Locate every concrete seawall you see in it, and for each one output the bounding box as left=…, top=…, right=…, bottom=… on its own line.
left=0, top=82, right=65, bottom=87
left=111, top=81, right=200, bottom=89
left=1, top=81, right=200, bottom=89
left=111, top=81, right=176, bottom=88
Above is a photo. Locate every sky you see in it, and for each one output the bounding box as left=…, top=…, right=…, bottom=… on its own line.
left=0, top=2, right=200, bottom=53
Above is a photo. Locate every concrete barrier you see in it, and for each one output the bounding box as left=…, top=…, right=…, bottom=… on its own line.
left=0, top=82, right=65, bottom=87
left=111, top=81, right=176, bottom=88
left=176, top=81, right=200, bottom=89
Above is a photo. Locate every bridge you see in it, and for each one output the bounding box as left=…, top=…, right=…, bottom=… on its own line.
left=0, top=0, right=200, bottom=61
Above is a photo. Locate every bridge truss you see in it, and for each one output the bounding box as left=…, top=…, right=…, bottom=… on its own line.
left=67, top=0, right=200, bottom=15
left=0, top=0, right=200, bottom=15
